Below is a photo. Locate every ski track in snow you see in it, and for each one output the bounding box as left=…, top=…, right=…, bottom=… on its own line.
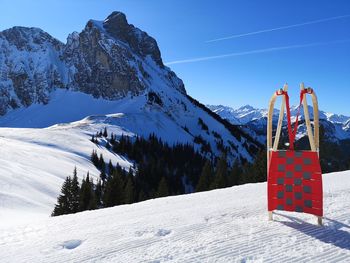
left=0, top=172, right=349, bottom=262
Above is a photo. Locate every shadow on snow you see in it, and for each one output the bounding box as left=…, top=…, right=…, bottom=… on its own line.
left=274, top=212, right=350, bottom=250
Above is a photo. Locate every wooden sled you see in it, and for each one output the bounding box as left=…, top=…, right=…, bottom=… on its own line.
left=267, top=83, right=323, bottom=226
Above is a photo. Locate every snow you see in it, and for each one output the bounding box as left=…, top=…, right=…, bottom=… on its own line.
left=0, top=88, right=255, bottom=162
left=0, top=92, right=348, bottom=260
left=0, top=126, right=132, bottom=226
left=0, top=170, right=349, bottom=262
left=0, top=85, right=255, bottom=226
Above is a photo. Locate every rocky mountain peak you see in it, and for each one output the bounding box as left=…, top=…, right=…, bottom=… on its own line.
left=0, top=26, right=63, bottom=51
left=103, top=11, right=128, bottom=30
left=101, top=11, right=163, bottom=67
left=0, top=11, right=186, bottom=115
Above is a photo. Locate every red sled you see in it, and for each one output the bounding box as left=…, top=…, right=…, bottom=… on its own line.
left=267, top=83, right=323, bottom=225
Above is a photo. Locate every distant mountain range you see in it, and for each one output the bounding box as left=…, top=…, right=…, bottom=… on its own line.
left=208, top=104, right=350, bottom=143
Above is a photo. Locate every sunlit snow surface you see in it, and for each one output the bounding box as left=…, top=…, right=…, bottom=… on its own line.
left=0, top=170, right=349, bottom=262
left=0, top=90, right=348, bottom=262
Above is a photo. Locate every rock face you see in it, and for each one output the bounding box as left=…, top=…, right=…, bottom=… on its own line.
left=0, top=11, right=185, bottom=115
left=0, top=27, right=65, bottom=114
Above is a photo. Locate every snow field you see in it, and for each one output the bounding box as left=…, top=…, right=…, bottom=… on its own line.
left=0, top=171, right=349, bottom=262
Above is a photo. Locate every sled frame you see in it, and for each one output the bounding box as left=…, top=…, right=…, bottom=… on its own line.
left=267, top=83, right=322, bottom=226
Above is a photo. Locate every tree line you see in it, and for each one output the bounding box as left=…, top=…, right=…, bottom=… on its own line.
left=52, top=129, right=266, bottom=216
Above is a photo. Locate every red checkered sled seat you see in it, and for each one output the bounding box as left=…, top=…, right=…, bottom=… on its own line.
left=267, top=83, right=323, bottom=225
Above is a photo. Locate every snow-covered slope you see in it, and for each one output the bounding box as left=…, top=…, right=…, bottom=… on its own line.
left=0, top=124, right=133, bottom=225
left=0, top=88, right=258, bottom=162
left=0, top=170, right=349, bottom=262
left=0, top=93, right=258, bottom=224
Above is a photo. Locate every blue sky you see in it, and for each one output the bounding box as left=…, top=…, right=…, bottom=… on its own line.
left=1, top=0, right=350, bottom=114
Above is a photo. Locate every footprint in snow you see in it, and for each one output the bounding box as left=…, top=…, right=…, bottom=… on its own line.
left=155, top=229, right=171, bottom=237
left=60, top=239, right=82, bottom=250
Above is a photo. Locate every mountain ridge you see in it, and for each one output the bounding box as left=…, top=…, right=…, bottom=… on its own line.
left=208, top=104, right=350, bottom=142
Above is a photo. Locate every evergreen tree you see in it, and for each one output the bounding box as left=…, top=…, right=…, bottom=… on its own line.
left=103, top=170, right=125, bottom=207
left=211, top=155, right=228, bottom=189
left=108, top=160, right=114, bottom=175
left=124, top=174, right=136, bottom=204
left=240, top=150, right=266, bottom=184
left=79, top=172, right=97, bottom=211
left=100, top=162, right=107, bottom=182
left=91, top=150, right=99, bottom=167
left=138, top=189, right=148, bottom=202
left=95, top=179, right=103, bottom=208
left=98, top=154, right=105, bottom=170
left=103, top=127, right=108, bottom=137
left=52, top=176, right=72, bottom=216
left=196, top=160, right=212, bottom=192
left=228, top=160, right=241, bottom=186
left=157, top=177, right=169, bottom=197
left=70, top=167, right=80, bottom=213
left=110, top=133, right=116, bottom=145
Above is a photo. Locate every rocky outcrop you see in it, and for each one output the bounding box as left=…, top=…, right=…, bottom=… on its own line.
left=0, top=11, right=185, bottom=115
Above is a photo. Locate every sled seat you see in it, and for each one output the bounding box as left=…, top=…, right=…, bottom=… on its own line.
left=268, top=150, right=322, bottom=217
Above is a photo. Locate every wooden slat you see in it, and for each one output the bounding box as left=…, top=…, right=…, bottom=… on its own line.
left=300, top=83, right=316, bottom=152
left=310, top=89, right=319, bottom=151
left=273, top=84, right=288, bottom=150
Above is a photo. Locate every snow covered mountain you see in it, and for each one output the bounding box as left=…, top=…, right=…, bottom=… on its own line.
left=0, top=11, right=184, bottom=114
left=1, top=170, right=349, bottom=262
left=208, top=104, right=350, bottom=142
left=0, top=11, right=265, bottom=222
left=0, top=11, right=261, bottom=163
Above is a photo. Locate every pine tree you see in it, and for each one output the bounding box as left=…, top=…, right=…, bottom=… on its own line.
left=211, top=155, right=228, bottom=189
left=108, top=160, right=114, bottom=175
left=100, top=161, right=107, bottom=182
left=95, top=179, right=102, bottom=207
left=103, top=170, right=125, bottom=207
left=138, top=189, right=148, bottom=202
left=52, top=176, right=72, bottom=216
left=98, top=154, right=105, bottom=170
left=91, top=150, right=99, bottom=167
left=228, top=160, right=241, bottom=186
left=103, top=127, right=108, bottom=137
left=157, top=177, right=169, bottom=197
left=70, top=167, right=80, bottom=213
left=124, top=174, right=136, bottom=204
left=196, top=160, right=212, bottom=192
left=79, top=172, right=97, bottom=211
left=110, top=133, right=116, bottom=145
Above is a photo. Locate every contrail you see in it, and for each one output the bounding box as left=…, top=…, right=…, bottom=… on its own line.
left=165, top=39, right=350, bottom=65
left=206, top=14, right=350, bottom=43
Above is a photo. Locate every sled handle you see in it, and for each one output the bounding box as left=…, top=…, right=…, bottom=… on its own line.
left=267, top=85, right=287, bottom=172
left=273, top=84, right=288, bottom=151
left=300, top=83, right=319, bottom=153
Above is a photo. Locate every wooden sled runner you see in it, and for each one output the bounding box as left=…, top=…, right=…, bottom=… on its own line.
left=267, top=83, right=323, bottom=226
